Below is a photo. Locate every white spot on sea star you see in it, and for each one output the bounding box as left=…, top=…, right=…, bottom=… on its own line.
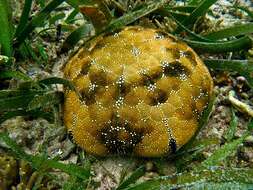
left=179, top=73, right=188, bottom=81
left=115, top=96, right=124, bottom=108
left=131, top=46, right=141, bottom=57
left=147, top=83, right=156, bottom=92
left=116, top=75, right=125, bottom=86
left=88, top=83, right=97, bottom=92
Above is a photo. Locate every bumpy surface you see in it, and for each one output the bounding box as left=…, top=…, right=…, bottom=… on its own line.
left=64, top=26, right=213, bottom=157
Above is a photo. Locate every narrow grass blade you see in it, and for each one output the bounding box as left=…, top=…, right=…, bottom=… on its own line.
left=165, top=5, right=196, bottom=13
left=160, top=9, right=190, bottom=21
left=14, top=0, right=65, bottom=46
left=159, top=10, right=212, bottom=41
left=0, top=132, right=32, bottom=161
left=36, top=42, right=48, bottom=62
left=37, top=0, right=46, bottom=8
left=65, top=9, right=79, bottom=24
left=0, top=0, right=13, bottom=57
left=200, top=131, right=250, bottom=168
left=160, top=5, right=196, bottom=21
left=174, top=138, right=219, bottom=171
left=204, top=23, right=253, bottom=40
left=117, top=165, right=145, bottom=190
left=61, top=24, right=92, bottom=52
left=234, top=5, right=253, bottom=19
left=224, top=108, right=238, bottom=142
left=76, top=0, right=171, bottom=45
left=18, top=81, right=42, bottom=90
left=39, top=77, right=82, bottom=99
left=27, top=91, right=63, bottom=110
left=125, top=167, right=253, bottom=190
left=79, top=0, right=112, bottom=33
left=204, top=59, right=253, bottom=88
left=104, top=0, right=171, bottom=33
left=49, top=12, right=65, bottom=25
left=23, top=40, right=42, bottom=64
left=179, top=0, right=218, bottom=30
left=183, top=36, right=252, bottom=53
left=188, top=0, right=202, bottom=5
left=17, top=42, right=31, bottom=59
left=35, top=157, right=90, bottom=179
left=186, top=182, right=253, bottom=190
left=15, top=0, right=33, bottom=37
left=248, top=119, right=253, bottom=130
left=0, top=132, right=90, bottom=179
left=0, top=70, right=31, bottom=81
left=0, top=90, right=45, bottom=98
left=39, top=77, right=76, bottom=91
left=0, top=94, right=37, bottom=111
left=0, top=110, right=54, bottom=124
